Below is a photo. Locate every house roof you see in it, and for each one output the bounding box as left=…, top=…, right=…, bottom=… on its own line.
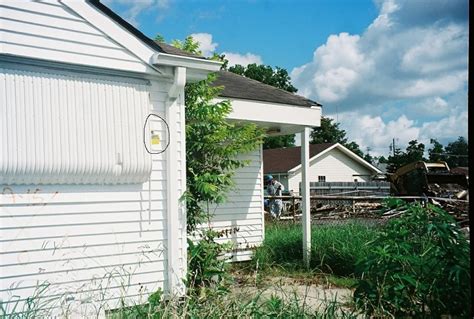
left=89, top=2, right=321, bottom=108
left=213, top=71, right=322, bottom=107
left=263, top=143, right=382, bottom=174
left=263, top=143, right=335, bottom=173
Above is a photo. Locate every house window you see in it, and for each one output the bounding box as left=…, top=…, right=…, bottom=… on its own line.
left=318, top=176, right=326, bottom=182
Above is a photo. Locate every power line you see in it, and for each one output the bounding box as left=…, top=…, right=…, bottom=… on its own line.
left=429, top=153, right=469, bottom=158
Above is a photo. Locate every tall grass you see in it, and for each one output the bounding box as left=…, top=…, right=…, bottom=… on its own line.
left=254, top=222, right=380, bottom=277
left=111, top=288, right=358, bottom=318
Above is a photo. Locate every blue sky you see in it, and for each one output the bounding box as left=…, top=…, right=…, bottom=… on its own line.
left=104, top=0, right=468, bottom=157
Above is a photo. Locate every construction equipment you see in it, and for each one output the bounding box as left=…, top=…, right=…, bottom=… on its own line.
left=387, top=161, right=468, bottom=198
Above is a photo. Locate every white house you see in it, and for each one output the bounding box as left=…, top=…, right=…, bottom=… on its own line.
left=263, top=143, right=382, bottom=193
left=0, top=1, right=321, bottom=316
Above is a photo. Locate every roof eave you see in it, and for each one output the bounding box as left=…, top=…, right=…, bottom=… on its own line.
left=151, top=53, right=222, bottom=81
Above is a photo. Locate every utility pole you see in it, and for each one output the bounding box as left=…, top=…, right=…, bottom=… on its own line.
left=392, top=138, right=396, bottom=156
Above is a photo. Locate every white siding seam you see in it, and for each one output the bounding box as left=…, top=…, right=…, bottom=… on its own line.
left=0, top=16, right=101, bottom=36
left=0, top=4, right=83, bottom=22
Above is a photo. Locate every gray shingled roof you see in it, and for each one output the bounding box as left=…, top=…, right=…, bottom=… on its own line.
left=90, top=2, right=321, bottom=107
left=154, top=41, right=205, bottom=59
left=213, top=71, right=321, bottom=107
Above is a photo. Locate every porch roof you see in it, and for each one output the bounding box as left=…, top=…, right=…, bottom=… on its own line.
left=213, top=71, right=321, bottom=108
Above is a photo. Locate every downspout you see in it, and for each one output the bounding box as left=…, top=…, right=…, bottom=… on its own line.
left=166, top=66, right=186, bottom=296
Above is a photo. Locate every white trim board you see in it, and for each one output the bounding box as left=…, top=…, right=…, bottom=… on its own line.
left=217, top=97, right=321, bottom=134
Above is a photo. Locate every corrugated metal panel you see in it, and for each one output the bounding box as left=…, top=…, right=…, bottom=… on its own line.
left=0, top=67, right=153, bottom=184
left=206, top=147, right=264, bottom=262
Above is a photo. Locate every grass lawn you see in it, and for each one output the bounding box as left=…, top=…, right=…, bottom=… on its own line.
left=252, top=221, right=381, bottom=280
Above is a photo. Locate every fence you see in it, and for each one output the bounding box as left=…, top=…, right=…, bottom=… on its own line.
left=306, top=181, right=391, bottom=197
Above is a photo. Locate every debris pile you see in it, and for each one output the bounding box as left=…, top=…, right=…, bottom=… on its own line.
left=281, top=197, right=469, bottom=227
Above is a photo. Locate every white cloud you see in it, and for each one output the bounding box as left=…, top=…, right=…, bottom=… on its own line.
left=291, top=0, right=468, bottom=112
left=337, top=113, right=420, bottom=156
left=290, top=0, right=467, bottom=157
left=190, top=33, right=218, bottom=57
left=221, top=52, right=263, bottom=67
left=187, top=33, right=263, bottom=66
left=335, top=105, right=467, bottom=157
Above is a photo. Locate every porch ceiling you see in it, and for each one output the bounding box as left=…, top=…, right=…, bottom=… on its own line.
left=219, top=97, right=322, bottom=135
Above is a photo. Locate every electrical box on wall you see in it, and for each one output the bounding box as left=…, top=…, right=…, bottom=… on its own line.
left=151, top=130, right=161, bottom=149
left=0, top=67, right=152, bottom=185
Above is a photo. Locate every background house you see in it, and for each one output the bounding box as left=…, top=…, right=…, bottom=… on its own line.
left=263, top=143, right=382, bottom=194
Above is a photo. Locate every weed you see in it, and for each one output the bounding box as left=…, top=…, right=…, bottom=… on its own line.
left=354, top=201, right=471, bottom=318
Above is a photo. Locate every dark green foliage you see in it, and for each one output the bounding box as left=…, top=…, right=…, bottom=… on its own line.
left=445, top=136, right=468, bottom=168
left=310, top=117, right=364, bottom=157
left=310, top=117, right=346, bottom=145
left=428, top=138, right=444, bottom=162
left=184, top=74, right=264, bottom=231
left=263, top=134, right=296, bottom=149
left=354, top=200, right=471, bottom=318
left=228, top=63, right=298, bottom=93
left=386, top=139, right=426, bottom=172
left=254, top=222, right=379, bottom=277
left=154, top=34, right=165, bottom=43
left=363, top=152, right=374, bottom=164
left=172, top=36, right=264, bottom=233
left=187, top=230, right=232, bottom=290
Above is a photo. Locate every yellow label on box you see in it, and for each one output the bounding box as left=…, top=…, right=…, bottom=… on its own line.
left=151, top=135, right=160, bottom=145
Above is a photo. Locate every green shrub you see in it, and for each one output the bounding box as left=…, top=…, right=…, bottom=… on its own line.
left=354, top=200, right=471, bottom=318
left=187, top=229, right=233, bottom=292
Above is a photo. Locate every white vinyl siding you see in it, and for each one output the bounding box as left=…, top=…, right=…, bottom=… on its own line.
left=288, top=148, right=373, bottom=193
left=207, top=147, right=264, bottom=262
left=0, top=75, right=187, bottom=316
left=0, top=1, right=152, bottom=73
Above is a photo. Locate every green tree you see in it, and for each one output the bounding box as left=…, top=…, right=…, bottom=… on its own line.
left=445, top=136, right=468, bottom=168
left=310, top=117, right=346, bottom=144
left=228, top=63, right=297, bottom=93
left=363, top=148, right=374, bottom=164
left=385, top=140, right=426, bottom=173
left=404, top=139, right=425, bottom=163
left=169, top=36, right=264, bottom=233
left=154, top=34, right=165, bottom=42
left=228, top=63, right=298, bottom=149
left=310, top=116, right=364, bottom=157
left=385, top=146, right=405, bottom=173
left=263, top=134, right=295, bottom=149
left=428, top=138, right=444, bottom=162
left=171, top=35, right=202, bottom=55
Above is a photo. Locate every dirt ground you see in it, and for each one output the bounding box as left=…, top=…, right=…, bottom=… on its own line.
left=230, top=271, right=357, bottom=315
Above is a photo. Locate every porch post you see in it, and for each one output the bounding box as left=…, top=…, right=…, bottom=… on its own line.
left=300, top=127, right=311, bottom=268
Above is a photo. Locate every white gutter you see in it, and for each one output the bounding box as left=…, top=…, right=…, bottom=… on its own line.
left=151, top=52, right=222, bottom=73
